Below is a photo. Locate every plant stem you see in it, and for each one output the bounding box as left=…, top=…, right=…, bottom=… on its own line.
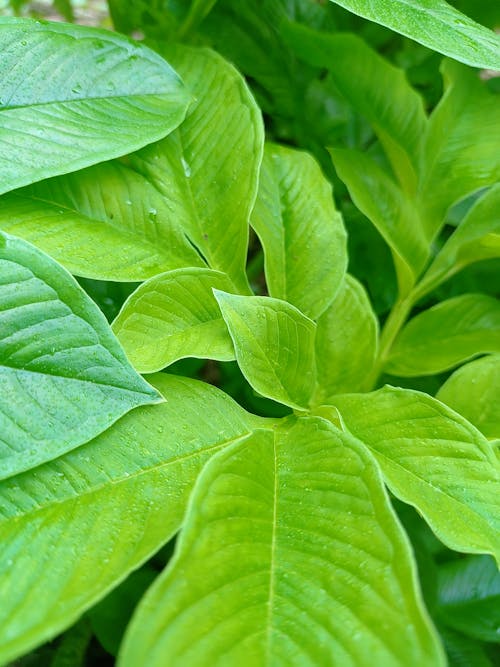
left=363, top=292, right=415, bottom=391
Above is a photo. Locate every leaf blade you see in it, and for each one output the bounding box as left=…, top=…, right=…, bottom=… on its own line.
left=0, top=18, right=190, bottom=194
left=0, top=233, right=161, bottom=479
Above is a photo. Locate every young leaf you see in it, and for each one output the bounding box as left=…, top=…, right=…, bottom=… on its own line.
left=282, top=26, right=426, bottom=192
left=0, top=233, right=161, bottom=480
left=331, top=387, right=500, bottom=562
left=0, top=374, right=261, bottom=665
left=419, top=60, right=500, bottom=240
left=386, top=294, right=500, bottom=376
left=327, top=0, right=500, bottom=70
left=129, top=43, right=264, bottom=293
left=418, top=185, right=500, bottom=296
left=214, top=291, right=316, bottom=410
left=112, top=268, right=235, bottom=373
left=119, top=418, right=444, bottom=667
left=330, top=148, right=428, bottom=295
left=436, top=555, right=500, bottom=643
left=437, top=355, right=500, bottom=439
left=251, top=143, right=347, bottom=320
left=313, top=274, right=379, bottom=402
left=0, top=162, right=204, bottom=281
left=0, top=18, right=190, bottom=195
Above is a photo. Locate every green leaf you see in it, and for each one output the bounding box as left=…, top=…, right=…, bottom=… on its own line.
left=436, top=555, right=500, bottom=643
left=119, top=418, right=444, bottom=667
left=313, top=274, right=379, bottom=401
left=331, top=386, right=500, bottom=562
left=439, top=627, right=492, bottom=667
left=129, top=43, right=264, bottom=293
left=0, top=162, right=204, bottom=281
left=282, top=26, right=426, bottom=193
left=419, top=60, right=500, bottom=239
left=327, top=0, right=500, bottom=70
left=0, top=18, right=190, bottom=195
left=214, top=291, right=316, bottom=410
left=0, top=374, right=260, bottom=665
left=330, top=148, right=428, bottom=295
left=386, top=294, right=500, bottom=376
left=418, top=185, right=500, bottom=296
left=437, top=355, right=500, bottom=439
left=250, top=143, right=347, bottom=320
left=112, top=268, right=235, bottom=373
left=0, top=233, right=161, bottom=480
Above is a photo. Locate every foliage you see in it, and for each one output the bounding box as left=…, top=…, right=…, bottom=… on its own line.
left=0, top=1, right=499, bottom=665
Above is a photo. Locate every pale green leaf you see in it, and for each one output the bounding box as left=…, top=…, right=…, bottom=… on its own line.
left=419, top=60, right=500, bottom=239
left=418, top=185, right=500, bottom=297
left=313, top=274, right=379, bottom=402
left=327, top=0, right=500, bottom=70
left=251, top=143, right=347, bottom=319
left=282, top=25, right=426, bottom=192
left=112, top=268, right=235, bottom=373
left=436, top=555, right=500, bottom=643
left=0, top=18, right=190, bottom=195
left=0, top=233, right=161, bottom=480
left=386, top=294, right=500, bottom=376
left=0, top=374, right=260, bottom=665
left=0, top=162, right=204, bottom=281
left=130, top=43, right=264, bottom=293
left=330, top=148, right=428, bottom=295
left=437, top=355, right=500, bottom=439
left=120, top=418, right=444, bottom=667
left=214, top=291, right=316, bottom=410
left=331, top=386, right=500, bottom=561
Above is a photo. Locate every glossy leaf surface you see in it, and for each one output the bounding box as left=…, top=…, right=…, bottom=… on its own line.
left=330, top=148, right=428, bottom=294
left=386, top=294, right=500, bottom=376
left=251, top=143, right=346, bottom=319
left=327, top=0, right=500, bottom=70
left=420, top=61, right=500, bottom=239
left=283, top=26, right=426, bottom=192
left=120, top=418, right=444, bottom=667
left=437, top=355, right=500, bottom=439
left=130, top=43, right=264, bottom=292
left=214, top=291, right=316, bottom=410
left=113, top=269, right=235, bottom=372
left=0, top=374, right=260, bottom=665
left=0, top=233, right=161, bottom=480
left=313, top=274, right=378, bottom=401
left=332, top=387, right=500, bottom=561
left=0, top=162, right=204, bottom=281
left=436, top=555, right=500, bottom=642
left=0, top=18, right=190, bottom=195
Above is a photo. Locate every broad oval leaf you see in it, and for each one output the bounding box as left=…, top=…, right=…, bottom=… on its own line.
left=437, top=355, right=500, bottom=439
left=119, top=418, right=444, bottom=667
left=129, top=43, right=264, bottom=293
left=419, top=60, right=500, bottom=240
left=417, top=184, right=500, bottom=297
left=386, top=294, right=500, bottom=376
left=0, top=18, right=190, bottom=195
left=331, top=387, right=500, bottom=562
left=251, top=142, right=347, bottom=320
left=282, top=26, right=426, bottom=193
left=0, top=374, right=261, bottom=665
left=327, top=0, right=500, bottom=70
left=330, top=148, right=428, bottom=295
left=0, top=233, right=161, bottom=480
left=436, top=555, right=500, bottom=643
left=113, top=268, right=235, bottom=373
left=0, top=162, right=204, bottom=281
left=214, top=291, right=317, bottom=410
left=313, top=274, right=379, bottom=402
